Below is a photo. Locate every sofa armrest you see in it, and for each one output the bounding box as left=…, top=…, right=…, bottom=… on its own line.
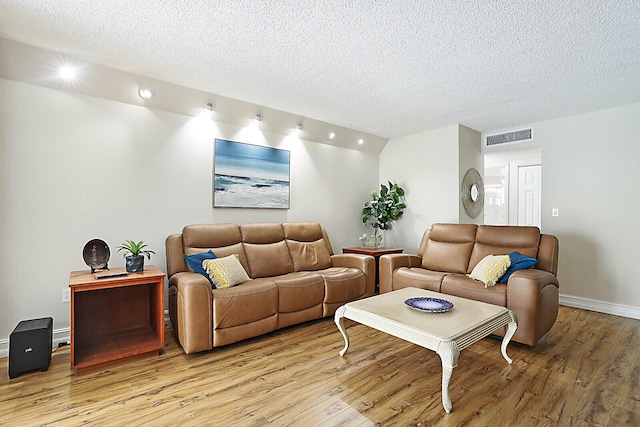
left=331, top=253, right=376, bottom=297
left=168, top=272, right=213, bottom=354
left=506, top=269, right=560, bottom=346
left=379, top=254, right=423, bottom=293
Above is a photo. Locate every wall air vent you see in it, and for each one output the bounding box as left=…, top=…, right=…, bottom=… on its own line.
left=485, top=128, right=533, bottom=147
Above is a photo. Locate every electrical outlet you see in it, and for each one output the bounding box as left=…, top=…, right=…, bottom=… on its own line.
left=62, top=288, right=71, bottom=303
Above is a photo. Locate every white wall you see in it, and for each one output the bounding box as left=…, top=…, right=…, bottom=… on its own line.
left=458, top=125, right=483, bottom=224
left=379, top=124, right=482, bottom=252
left=0, top=78, right=379, bottom=343
left=480, top=103, right=640, bottom=316
left=532, top=102, right=640, bottom=310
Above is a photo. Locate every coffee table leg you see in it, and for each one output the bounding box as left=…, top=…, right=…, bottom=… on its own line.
left=501, top=320, right=517, bottom=364
left=334, top=306, right=350, bottom=356
left=437, top=341, right=460, bottom=413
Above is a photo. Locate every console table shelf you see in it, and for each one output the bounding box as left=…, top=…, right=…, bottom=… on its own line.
left=69, top=266, right=165, bottom=373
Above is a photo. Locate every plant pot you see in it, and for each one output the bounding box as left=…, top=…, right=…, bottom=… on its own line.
left=125, top=255, right=145, bottom=273
left=363, top=235, right=383, bottom=248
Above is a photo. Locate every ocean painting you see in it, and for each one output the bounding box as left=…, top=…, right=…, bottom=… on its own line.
left=214, top=139, right=290, bottom=209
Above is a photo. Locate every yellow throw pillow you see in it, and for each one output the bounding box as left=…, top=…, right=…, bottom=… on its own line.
left=202, top=254, right=250, bottom=289
left=468, top=255, right=511, bottom=288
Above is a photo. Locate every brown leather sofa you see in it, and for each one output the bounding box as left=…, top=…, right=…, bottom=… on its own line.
left=166, top=222, right=375, bottom=354
left=379, top=223, right=559, bottom=346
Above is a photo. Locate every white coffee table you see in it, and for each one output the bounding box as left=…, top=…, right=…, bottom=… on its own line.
left=334, top=287, right=517, bottom=413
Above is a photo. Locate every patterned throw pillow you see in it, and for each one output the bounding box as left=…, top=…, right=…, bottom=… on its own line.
left=202, top=254, right=250, bottom=289
left=468, top=255, right=511, bottom=288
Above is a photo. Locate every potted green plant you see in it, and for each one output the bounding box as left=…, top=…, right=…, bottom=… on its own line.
left=361, top=181, right=407, bottom=247
left=117, top=240, right=155, bottom=273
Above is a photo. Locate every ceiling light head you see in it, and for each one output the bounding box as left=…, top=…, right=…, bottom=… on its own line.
left=58, top=65, right=78, bottom=81
left=294, top=123, right=303, bottom=133
left=253, top=113, right=263, bottom=122
left=328, top=132, right=336, bottom=140
left=358, top=139, right=364, bottom=145
left=202, top=101, right=215, bottom=112
left=138, top=86, right=155, bottom=100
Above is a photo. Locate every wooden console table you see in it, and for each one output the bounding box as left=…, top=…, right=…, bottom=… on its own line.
left=342, top=247, right=403, bottom=293
left=68, top=265, right=165, bottom=373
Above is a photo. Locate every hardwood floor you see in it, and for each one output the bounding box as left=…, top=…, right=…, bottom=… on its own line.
left=1, top=304, right=640, bottom=426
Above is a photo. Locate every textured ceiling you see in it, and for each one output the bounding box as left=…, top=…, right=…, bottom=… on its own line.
left=1, top=0, right=639, bottom=139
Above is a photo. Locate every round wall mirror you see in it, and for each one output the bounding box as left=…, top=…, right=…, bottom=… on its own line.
left=461, top=168, right=484, bottom=218
left=470, top=184, right=479, bottom=202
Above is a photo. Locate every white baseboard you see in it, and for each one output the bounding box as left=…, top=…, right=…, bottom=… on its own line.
left=560, top=293, right=640, bottom=320
left=1, top=311, right=171, bottom=359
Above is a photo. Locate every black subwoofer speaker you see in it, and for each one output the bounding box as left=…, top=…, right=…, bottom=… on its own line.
left=8, top=317, right=53, bottom=379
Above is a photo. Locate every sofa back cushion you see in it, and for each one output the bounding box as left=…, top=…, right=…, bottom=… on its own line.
left=283, top=222, right=332, bottom=271
left=468, top=225, right=540, bottom=273
left=421, top=224, right=477, bottom=274
left=241, top=223, right=294, bottom=278
left=182, top=224, right=250, bottom=273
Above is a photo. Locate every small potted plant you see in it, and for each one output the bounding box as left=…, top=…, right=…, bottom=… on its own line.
left=361, top=181, right=407, bottom=247
left=117, top=240, right=155, bottom=273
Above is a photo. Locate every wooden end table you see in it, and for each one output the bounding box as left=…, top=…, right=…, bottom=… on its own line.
left=68, top=265, right=165, bottom=373
left=342, top=246, right=403, bottom=293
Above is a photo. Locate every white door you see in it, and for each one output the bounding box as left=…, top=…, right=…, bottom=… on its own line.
left=518, top=165, right=541, bottom=227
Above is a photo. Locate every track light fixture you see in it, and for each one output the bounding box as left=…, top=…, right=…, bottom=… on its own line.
left=294, top=123, right=303, bottom=133
left=58, top=65, right=78, bottom=81
left=328, top=132, right=336, bottom=140
left=253, top=113, right=263, bottom=122
left=202, top=101, right=215, bottom=112
left=138, top=87, right=155, bottom=100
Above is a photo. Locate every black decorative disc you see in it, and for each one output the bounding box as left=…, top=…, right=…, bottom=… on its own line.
left=83, top=239, right=110, bottom=271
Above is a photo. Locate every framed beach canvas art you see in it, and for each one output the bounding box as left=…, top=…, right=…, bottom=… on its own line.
left=213, top=139, right=290, bottom=209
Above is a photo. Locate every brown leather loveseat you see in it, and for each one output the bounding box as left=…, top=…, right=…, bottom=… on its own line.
left=166, top=222, right=375, bottom=354
left=379, top=223, right=559, bottom=346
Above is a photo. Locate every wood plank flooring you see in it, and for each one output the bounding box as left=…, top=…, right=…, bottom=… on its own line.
left=1, top=304, right=640, bottom=426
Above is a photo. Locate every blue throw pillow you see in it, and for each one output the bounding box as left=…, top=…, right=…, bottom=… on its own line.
left=498, top=251, right=538, bottom=284
left=184, top=250, right=217, bottom=281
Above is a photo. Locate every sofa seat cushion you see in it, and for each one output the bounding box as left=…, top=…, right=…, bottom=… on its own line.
left=392, top=267, right=447, bottom=292
left=440, top=274, right=507, bottom=307
left=318, top=267, right=366, bottom=304
left=212, top=279, right=278, bottom=329
left=272, top=272, right=325, bottom=313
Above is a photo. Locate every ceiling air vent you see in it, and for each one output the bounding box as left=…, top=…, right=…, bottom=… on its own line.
left=485, top=128, right=533, bottom=147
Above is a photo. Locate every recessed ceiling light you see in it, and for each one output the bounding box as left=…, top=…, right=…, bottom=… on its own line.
left=328, top=132, right=336, bottom=140
left=358, top=139, right=364, bottom=145
left=202, top=101, right=215, bottom=112
left=138, top=87, right=155, bottom=100
left=58, top=65, right=78, bottom=81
